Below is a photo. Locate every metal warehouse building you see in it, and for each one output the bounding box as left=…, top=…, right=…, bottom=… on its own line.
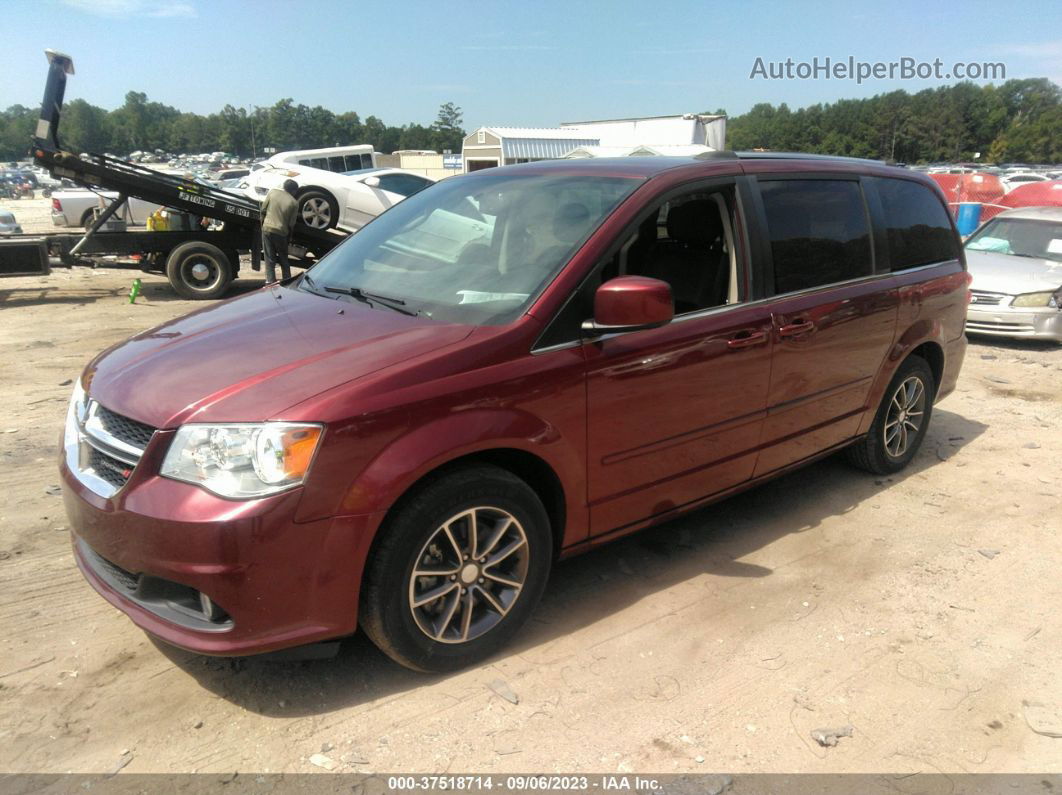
left=461, top=128, right=601, bottom=171
left=461, top=113, right=727, bottom=170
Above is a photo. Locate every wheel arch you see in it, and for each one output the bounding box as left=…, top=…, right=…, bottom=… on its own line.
left=370, top=446, right=568, bottom=564
left=909, top=340, right=944, bottom=393
left=296, top=185, right=339, bottom=210
left=858, top=320, right=947, bottom=436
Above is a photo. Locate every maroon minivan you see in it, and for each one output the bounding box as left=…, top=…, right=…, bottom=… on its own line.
left=62, top=154, right=969, bottom=671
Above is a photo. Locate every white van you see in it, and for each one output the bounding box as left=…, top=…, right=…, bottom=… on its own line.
left=268, top=145, right=377, bottom=174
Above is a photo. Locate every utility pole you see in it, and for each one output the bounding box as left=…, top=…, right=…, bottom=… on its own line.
left=248, top=106, right=257, bottom=159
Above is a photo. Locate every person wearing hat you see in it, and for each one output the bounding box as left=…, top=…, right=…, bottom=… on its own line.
left=261, top=179, right=299, bottom=284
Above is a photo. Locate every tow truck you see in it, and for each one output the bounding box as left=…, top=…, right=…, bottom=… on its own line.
left=0, top=50, right=347, bottom=298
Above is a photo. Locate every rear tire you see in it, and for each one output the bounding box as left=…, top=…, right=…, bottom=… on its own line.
left=165, top=241, right=234, bottom=300
left=845, top=355, right=935, bottom=474
left=297, top=189, right=338, bottom=230
left=360, top=465, right=552, bottom=672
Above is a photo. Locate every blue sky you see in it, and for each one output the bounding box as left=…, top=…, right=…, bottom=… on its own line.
left=3, top=0, right=1060, bottom=129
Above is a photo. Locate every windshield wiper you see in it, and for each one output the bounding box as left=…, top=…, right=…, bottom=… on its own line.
left=322, top=285, right=418, bottom=316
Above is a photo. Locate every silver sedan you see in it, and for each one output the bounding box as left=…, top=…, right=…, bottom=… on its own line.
left=965, top=206, right=1062, bottom=342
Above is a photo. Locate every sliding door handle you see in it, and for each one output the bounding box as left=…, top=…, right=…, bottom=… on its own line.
left=727, top=330, right=769, bottom=349
left=778, top=320, right=815, bottom=338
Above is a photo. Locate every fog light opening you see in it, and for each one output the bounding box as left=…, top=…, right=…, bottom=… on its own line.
left=198, top=592, right=229, bottom=623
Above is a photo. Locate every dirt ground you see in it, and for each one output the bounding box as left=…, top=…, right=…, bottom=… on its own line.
left=0, top=255, right=1060, bottom=775
left=3, top=196, right=61, bottom=235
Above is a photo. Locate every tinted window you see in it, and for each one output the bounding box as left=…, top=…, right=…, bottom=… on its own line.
left=328, top=156, right=346, bottom=172
left=377, top=174, right=432, bottom=197
left=344, top=153, right=373, bottom=171
left=875, top=177, right=958, bottom=270
left=760, top=180, right=872, bottom=293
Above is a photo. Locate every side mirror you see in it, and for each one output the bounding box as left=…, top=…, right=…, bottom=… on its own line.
left=363, top=176, right=381, bottom=188
left=581, top=276, right=673, bottom=335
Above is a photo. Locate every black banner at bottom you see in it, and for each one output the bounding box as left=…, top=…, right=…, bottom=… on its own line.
left=1, top=773, right=1060, bottom=795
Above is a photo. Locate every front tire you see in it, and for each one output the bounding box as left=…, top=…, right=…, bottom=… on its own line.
left=845, top=355, right=935, bottom=474
left=360, top=465, right=552, bottom=672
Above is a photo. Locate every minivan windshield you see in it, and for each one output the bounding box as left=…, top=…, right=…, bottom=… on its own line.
left=300, top=172, right=640, bottom=325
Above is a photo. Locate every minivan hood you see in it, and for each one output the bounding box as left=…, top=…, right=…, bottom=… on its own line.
left=965, top=249, right=1062, bottom=295
left=84, top=286, right=473, bottom=428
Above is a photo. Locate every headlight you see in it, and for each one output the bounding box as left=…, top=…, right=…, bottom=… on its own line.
left=160, top=423, right=323, bottom=499
left=1010, top=291, right=1059, bottom=308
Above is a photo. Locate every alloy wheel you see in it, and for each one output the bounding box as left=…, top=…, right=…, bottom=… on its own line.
left=883, top=375, right=926, bottom=458
left=300, top=197, right=332, bottom=228
left=408, top=506, right=529, bottom=644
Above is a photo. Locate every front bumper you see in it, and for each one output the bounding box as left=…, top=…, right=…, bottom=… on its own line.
left=966, top=306, right=1062, bottom=341
left=61, top=451, right=385, bottom=656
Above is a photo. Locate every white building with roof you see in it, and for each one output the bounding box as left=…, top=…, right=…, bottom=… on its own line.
left=461, top=114, right=726, bottom=171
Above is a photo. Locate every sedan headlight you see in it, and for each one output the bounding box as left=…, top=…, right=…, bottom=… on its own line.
left=161, top=423, right=323, bottom=499
left=1010, top=290, right=1060, bottom=308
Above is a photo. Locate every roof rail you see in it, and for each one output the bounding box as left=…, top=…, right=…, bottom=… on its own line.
left=692, top=150, right=740, bottom=160
left=735, top=151, right=886, bottom=165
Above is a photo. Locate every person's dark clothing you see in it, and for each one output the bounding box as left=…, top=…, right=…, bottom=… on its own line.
left=261, top=186, right=298, bottom=283
left=262, top=231, right=291, bottom=282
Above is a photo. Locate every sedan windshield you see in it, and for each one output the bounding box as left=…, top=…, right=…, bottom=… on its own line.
left=966, top=217, right=1062, bottom=263
left=300, top=172, right=640, bottom=324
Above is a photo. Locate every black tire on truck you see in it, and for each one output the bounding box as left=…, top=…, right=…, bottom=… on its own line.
left=165, top=241, right=234, bottom=300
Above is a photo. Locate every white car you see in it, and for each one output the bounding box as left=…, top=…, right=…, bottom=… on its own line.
left=0, top=209, right=22, bottom=234
left=50, top=189, right=163, bottom=228
left=1000, top=172, right=1050, bottom=194
left=240, top=164, right=436, bottom=231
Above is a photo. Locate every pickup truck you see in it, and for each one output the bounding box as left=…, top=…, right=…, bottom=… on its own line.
left=50, top=189, right=164, bottom=228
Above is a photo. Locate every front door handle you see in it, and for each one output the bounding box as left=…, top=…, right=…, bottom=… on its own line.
left=778, top=320, right=815, bottom=338
left=727, top=330, right=769, bottom=349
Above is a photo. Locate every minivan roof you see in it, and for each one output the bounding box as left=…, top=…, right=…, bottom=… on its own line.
left=485, top=152, right=900, bottom=180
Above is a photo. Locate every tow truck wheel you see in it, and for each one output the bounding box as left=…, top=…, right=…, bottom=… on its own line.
left=165, top=241, right=234, bottom=300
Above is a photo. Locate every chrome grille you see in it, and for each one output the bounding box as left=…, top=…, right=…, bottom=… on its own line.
left=86, top=446, right=133, bottom=490
left=95, top=405, right=155, bottom=450
left=66, top=395, right=157, bottom=498
left=969, top=291, right=1006, bottom=306
left=966, top=319, right=1036, bottom=334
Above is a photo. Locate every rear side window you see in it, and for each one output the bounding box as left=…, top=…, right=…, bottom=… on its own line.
left=345, top=154, right=374, bottom=171
left=760, top=180, right=872, bottom=294
left=875, top=178, right=958, bottom=270
left=377, top=174, right=432, bottom=197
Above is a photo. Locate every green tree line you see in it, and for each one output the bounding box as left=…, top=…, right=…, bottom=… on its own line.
left=723, top=78, right=1061, bottom=163
left=3, top=78, right=1058, bottom=164
left=0, top=93, right=465, bottom=161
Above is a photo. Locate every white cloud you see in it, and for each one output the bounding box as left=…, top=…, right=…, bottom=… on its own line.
left=990, top=40, right=1062, bottom=84
left=992, top=40, right=1062, bottom=58
left=59, top=0, right=197, bottom=18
